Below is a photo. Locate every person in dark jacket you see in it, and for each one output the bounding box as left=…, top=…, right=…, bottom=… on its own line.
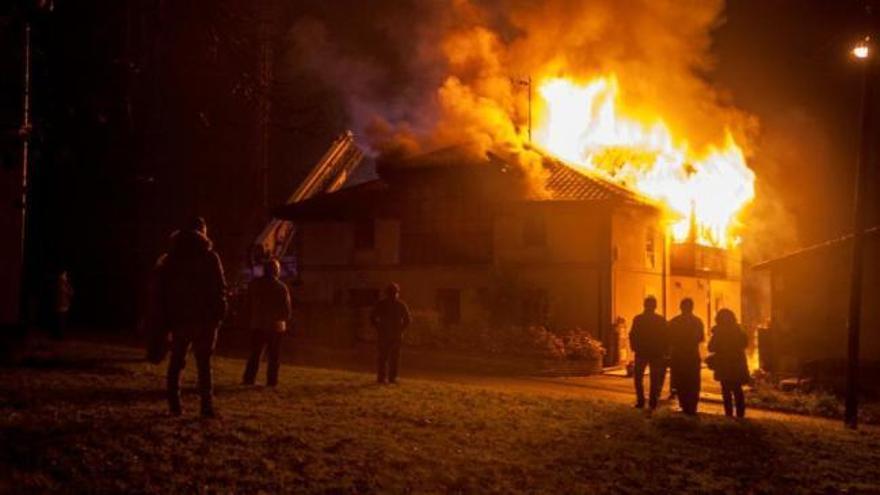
left=629, top=296, right=668, bottom=410
left=157, top=217, right=227, bottom=417
left=242, top=259, right=292, bottom=387
left=668, top=298, right=704, bottom=415
left=708, top=308, right=750, bottom=418
left=370, top=283, right=411, bottom=384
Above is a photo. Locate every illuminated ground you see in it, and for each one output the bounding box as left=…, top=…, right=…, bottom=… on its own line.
left=1, top=341, right=878, bottom=493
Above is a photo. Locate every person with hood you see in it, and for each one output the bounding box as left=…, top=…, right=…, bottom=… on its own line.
left=370, top=283, right=411, bottom=384
left=707, top=308, right=750, bottom=418
left=629, top=295, right=668, bottom=411
left=668, top=298, right=705, bottom=415
left=157, top=217, right=227, bottom=417
left=242, top=258, right=292, bottom=387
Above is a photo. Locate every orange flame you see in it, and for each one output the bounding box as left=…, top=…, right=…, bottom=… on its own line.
left=534, top=75, right=755, bottom=248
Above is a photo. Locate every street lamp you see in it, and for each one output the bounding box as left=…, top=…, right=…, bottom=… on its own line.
left=844, top=35, right=874, bottom=429
left=853, top=36, right=871, bottom=59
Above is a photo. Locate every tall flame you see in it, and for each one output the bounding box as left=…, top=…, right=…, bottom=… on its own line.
left=534, top=75, right=755, bottom=247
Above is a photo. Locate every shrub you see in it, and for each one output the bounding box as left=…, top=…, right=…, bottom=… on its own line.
left=517, top=326, right=566, bottom=360
left=557, top=328, right=606, bottom=362
left=401, top=313, right=604, bottom=365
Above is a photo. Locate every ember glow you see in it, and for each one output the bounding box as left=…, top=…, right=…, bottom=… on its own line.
left=534, top=75, right=755, bottom=247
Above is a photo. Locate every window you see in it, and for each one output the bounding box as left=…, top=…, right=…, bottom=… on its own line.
left=645, top=227, right=656, bottom=269
left=354, top=219, right=375, bottom=250
left=523, top=215, right=547, bottom=247
left=436, top=289, right=461, bottom=326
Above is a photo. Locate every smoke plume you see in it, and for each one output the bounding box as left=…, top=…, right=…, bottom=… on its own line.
left=290, top=0, right=755, bottom=159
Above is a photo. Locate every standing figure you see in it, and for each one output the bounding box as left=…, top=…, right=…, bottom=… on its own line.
left=243, top=259, right=292, bottom=387
left=668, top=298, right=705, bottom=415
left=157, top=217, right=227, bottom=417
left=629, top=296, right=668, bottom=410
left=708, top=309, right=750, bottom=418
left=53, top=270, right=74, bottom=340
left=370, top=283, right=411, bottom=384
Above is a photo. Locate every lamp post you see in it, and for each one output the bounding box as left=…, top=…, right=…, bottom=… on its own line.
left=844, top=35, right=873, bottom=429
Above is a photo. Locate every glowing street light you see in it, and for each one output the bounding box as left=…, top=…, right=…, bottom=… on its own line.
left=853, top=37, right=871, bottom=59
left=844, top=33, right=874, bottom=429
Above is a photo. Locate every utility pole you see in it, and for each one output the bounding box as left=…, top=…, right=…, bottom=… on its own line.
left=513, top=76, right=532, bottom=143
left=527, top=75, right=532, bottom=143
left=257, top=0, right=273, bottom=211
left=18, top=20, right=32, bottom=325
left=845, top=34, right=874, bottom=429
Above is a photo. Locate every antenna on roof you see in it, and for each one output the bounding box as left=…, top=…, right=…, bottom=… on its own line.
left=513, top=76, right=533, bottom=143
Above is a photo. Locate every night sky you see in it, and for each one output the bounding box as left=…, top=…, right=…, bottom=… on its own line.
left=2, top=0, right=878, bottom=326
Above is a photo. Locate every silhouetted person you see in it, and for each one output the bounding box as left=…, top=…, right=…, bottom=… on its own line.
left=53, top=270, right=73, bottom=340
left=243, top=259, right=291, bottom=387
left=708, top=308, right=749, bottom=418
left=668, top=298, right=704, bottom=415
left=630, top=296, right=668, bottom=410
left=370, top=283, right=411, bottom=384
left=157, top=217, right=227, bottom=417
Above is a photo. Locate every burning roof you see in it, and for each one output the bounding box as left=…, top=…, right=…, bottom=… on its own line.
left=294, top=1, right=757, bottom=249
left=273, top=145, right=656, bottom=221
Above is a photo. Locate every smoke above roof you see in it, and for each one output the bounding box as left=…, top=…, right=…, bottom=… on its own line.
left=289, top=0, right=755, bottom=161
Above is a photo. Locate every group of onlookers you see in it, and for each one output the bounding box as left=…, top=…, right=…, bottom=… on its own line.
left=149, top=217, right=747, bottom=419
left=148, top=217, right=410, bottom=417
left=630, top=295, right=750, bottom=417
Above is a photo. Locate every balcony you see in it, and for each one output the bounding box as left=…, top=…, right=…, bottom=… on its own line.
left=670, top=242, right=730, bottom=279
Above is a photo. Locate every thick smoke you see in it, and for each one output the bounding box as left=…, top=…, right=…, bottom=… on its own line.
left=290, top=0, right=755, bottom=160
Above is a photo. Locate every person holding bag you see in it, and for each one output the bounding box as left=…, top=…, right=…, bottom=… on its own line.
left=242, top=258, right=292, bottom=387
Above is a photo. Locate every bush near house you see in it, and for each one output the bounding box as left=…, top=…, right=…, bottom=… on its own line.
left=403, top=311, right=604, bottom=366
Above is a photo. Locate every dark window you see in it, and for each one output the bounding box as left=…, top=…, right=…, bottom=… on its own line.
left=436, top=289, right=461, bottom=326
left=349, top=288, right=379, bottom=308
left=354, top=219, right=375, bottom=250
left=523, top=215, right=547, bottom=247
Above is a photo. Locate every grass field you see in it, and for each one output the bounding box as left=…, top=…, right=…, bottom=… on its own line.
left=1, top=341, right=879, bottom=494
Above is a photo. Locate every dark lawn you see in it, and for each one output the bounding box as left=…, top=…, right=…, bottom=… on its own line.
left=1, top=341, right=878, bottom=494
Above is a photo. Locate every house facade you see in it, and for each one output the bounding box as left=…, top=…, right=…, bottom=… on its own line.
left=276, top=147, right=741, bottom=364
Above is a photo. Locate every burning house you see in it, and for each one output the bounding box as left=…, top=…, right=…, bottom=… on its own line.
left=274, top=139, right=743, bottom=365
left=272, top=0, right=760, bottom=364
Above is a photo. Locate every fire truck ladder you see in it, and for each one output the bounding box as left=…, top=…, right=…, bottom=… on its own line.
left=253, top=131, right=364, bottom=262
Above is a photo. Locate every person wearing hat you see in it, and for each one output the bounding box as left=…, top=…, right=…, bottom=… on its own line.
left=370, top=283, right=411, bottom=384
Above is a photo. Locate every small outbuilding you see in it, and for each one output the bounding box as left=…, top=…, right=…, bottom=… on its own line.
left=752, top=228, right=880, bottom=374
